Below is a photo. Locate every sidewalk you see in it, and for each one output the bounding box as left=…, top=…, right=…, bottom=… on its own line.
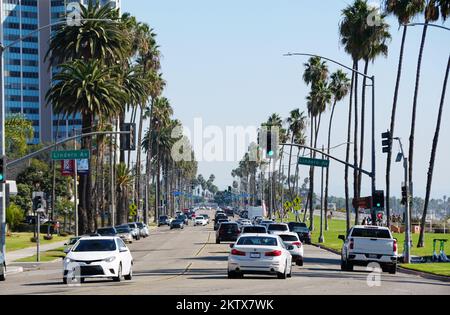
left=5, top=240, right=68, bottom=264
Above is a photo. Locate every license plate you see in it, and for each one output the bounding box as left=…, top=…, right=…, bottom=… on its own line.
left=368, top=254, right=378, bottom=259
left=250, top=253, right=261, bottom=259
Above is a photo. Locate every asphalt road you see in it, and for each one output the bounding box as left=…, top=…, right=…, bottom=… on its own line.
left=1, top=214, right=449, bottom=295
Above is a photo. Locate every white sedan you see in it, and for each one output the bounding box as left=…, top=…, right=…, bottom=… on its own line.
left=279, top=233, right=304, bottom=266
left=194, top=216, right=208, bottom=226
left=63, top=237, right=133, bottom=284
left=228, top=234, right=293, bottom=279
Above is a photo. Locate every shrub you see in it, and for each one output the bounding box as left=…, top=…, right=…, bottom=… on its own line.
left=44, top=235, right=53, bottom=241
left=6, top=203, right=24, bottom=231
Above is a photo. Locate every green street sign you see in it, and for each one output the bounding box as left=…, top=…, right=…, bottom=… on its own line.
left=51, top=150, right=90, bottom=161
left=298, top=157, right=330, bottom=168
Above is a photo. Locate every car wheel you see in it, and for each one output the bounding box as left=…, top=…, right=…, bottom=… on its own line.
left=227, top=271, right=237, bottom=279
left=62, top=277, right=67, bottom=285
left=124, top=265, right=133, bottom=281
left=389, top=264, right=397, bottom=275
left=216, top=239, right=220, bottom=244
left=277, top=262, right=288, bottom=279
left=113, top=264, right=122, bottom=282
left=80, top=278, right=86, bottom=284
left=287, top=265, right=292, bottom=278
left=340, top=259, right=347, bottom=271
left=296, top=259, right=304, bottom=267
left=0, top=264, right=5, bottom=281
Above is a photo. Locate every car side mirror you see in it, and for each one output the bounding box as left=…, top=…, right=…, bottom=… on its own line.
left=229, top=244, right=234, bottom=249
left=120, top=247, right=128, bottom=253
left=338, top=235, right=346, bottom=242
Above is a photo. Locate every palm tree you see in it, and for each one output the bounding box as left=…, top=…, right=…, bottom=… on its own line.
left=325, top=71, right=351, bottom=230
left=358, top=8, right=391, bottom=207
left=340, top=0, right=368, bottom=226
left=115, top=163, right=134, bottom=224
left=418, top=54, right=449, bottom=247
left=408, top=0, right=443, bottom=226
left=383, top=0, right=426, bottom=229
left=46, top=1, right=128, bottom=66
left=46, top=59, right=126, bottom=234
left=286, top=109, right=307, bottom=200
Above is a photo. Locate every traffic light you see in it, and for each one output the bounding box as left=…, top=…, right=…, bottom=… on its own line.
left=401, top=185, right=408, bottom=206
left=373, top=190, right=385, bottom=209
left=382, top=131, right=392, bottom=154
left=33, top=196, right=43, bottom=211
left=120, top=123, right=136, bottom=151
left=265, top=129, right=279, bottom=158
left=0, top=155, right=5, bottom=184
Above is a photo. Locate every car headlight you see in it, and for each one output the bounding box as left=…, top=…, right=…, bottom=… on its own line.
left=64, top=258, right=73, bottom=264
left=103, top=256, right=116, bottom=263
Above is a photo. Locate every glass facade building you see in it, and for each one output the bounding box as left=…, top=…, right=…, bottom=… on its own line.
left=1, top=0, right=120, bottom=144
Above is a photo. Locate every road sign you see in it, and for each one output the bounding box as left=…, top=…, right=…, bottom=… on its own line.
left=284, top=201, right=293, bottom=210
left=298, top=157, right=330, bottom=168
left=52, top=150, right=90, bottom=161
left=293, top=196, right=303, bottom=210
left=129, top=203, right=137, bottom=216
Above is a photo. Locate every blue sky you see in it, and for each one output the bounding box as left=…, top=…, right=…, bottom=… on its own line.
left=123, top=0, right=450, bottom=199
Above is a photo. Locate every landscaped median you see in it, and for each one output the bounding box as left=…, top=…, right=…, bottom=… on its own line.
left=6, top=233, right=69, bottom=253
left=14, top=247, right=66, bottom=263
left=279, top=213, right=450, bottom=279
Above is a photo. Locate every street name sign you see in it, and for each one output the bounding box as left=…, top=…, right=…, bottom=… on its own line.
left=298, top=157, right=330, bottom=168
left=52, top=150, right=90, bottom=161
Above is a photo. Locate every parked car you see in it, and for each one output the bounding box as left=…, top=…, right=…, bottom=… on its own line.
left=214, top=218, right=229, bottom=231
left=194, top=216, right=208, bottom=226
left=279, top=233, right=304, bottom=266
left=115, top=226, right=134, bottom=244
left=216, top=222, right=240, bottom=244
left=339, top=226, right=398, bottom=274
left=127, top=223, right=141, bottom=241
left=227, top=234, right=293, bottom=279
left=96, top=227, right=118, bottom=237
left=0, top=251, right=6, bottom=281
left=170, top=219, right=185, bottom=230
left=158, top=216, right=171, bottom=227
left=267, top=223, right=290, bottom=236
left=64, top=237, right=82, bottom=254
left=63, top=237, right=133, bottom=284
left=136, top=222, right=150, bottom=238
left=288, top=222, right=311, bottom=244
left=241, top=225, right=268, bottom=234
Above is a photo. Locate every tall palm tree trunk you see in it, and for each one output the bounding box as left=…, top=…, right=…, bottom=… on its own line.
left=79, top=113, right=93, bottom=234
left=325, top=99, right=338, bottom=231
left=135, top=106, right=145, bottom=210
left=386, top=25, right=408, bottom=229
left=409, top=23, right=429, bottom=226
left=353, top=61, right=360, bottom=226
left=345, top=64, right=356, bottom=234
left=418, top=55, right=449, bottom=248
left=287, top=134, right=295, bottom=199
left=309, top=114, right=315, bottom=230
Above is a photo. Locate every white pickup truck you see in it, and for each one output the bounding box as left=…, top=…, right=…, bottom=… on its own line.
left=339, top=226, right=398, bottom=274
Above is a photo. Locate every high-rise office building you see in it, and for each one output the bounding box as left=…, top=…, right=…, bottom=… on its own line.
left=1, top=0, right=121, bottom=144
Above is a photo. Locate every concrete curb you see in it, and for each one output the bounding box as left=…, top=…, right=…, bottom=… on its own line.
left=311, top=243, right=450, bottom=283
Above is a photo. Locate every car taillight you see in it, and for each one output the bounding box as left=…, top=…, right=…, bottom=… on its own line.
left=231, top=249, right=246, bottom=256
left=393, top=240, right=398, bottom=252
left=350, top=238, right=354, bottom=250
left=293, top=242, right=302, bottom=247
left=265, top=250, right=282, bottom=257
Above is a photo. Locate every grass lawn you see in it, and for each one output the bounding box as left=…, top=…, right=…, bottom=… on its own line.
left=15, top=247, right=66, bottom=263
left=401, top=263, right=450, bottom=277
left=6, top=233, right=69, bottom=253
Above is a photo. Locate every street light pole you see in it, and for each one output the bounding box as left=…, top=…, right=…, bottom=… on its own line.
left=284, top=52, right=377, bottom=220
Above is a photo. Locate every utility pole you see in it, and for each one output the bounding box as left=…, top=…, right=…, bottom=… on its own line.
left=73, top=127, right=78, bottom=237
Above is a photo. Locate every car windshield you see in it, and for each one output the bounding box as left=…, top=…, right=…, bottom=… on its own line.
left=196, top=216, right=204, bottom=220
left=159, top=216, right=168, bottom=220
left=289, top=222, right=307, bottom=228
left=116, top=227, right=130, bottom=233
left=136, top=223, right=144, bottom=228
left=128, top=224, right=136, bottom=228
left=351, top=228, right=391, bottom=239
left=97, top=228, right=116, bottom=235
left=237, top=237, right=278, bottom=246
left=173, top=220, right=182, bottom=224
left=268, top=224, right=289, bottom=231
left=243, top=227, right=266, bottom=233
left=290, top=226, right=309, bottom=232
left=73, top=239, right=116, bottom=252
left=280, top=235, right=299, bottom=242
